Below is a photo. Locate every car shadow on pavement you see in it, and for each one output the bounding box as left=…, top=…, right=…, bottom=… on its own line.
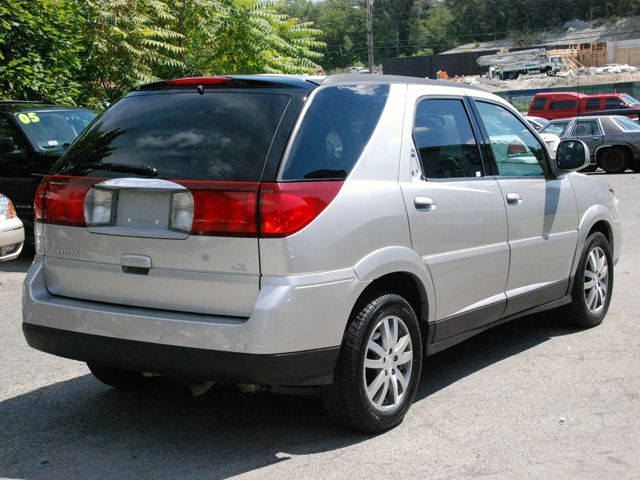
left=0, top=310, right=578, bottom=480
left=417, top=308, right=577, bottom=400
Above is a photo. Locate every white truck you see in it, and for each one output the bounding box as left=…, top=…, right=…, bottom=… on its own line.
left=477, top=48, right=564, bottom=80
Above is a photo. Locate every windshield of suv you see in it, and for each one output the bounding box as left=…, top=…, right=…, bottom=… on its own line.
left=540, top=120, right=570, bottom=137
left=14, top=109, right=95, bottom=152
left=613, top=116, right=640, bottom=131
left=56, top=91, right=293, bottom=181
left=620, top=94, right=640, bottom=106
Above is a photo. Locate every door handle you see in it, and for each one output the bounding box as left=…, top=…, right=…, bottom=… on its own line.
left=592, top=137, right=600, bottom=141
left=506, top=193, right=521, bottom=205
left=414, top=196, right=435, bottom=211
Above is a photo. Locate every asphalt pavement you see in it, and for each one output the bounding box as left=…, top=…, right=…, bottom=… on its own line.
left=1, top=173, right=639, bottom=479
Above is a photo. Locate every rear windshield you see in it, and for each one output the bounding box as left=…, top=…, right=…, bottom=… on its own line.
left=14, top=109, right=95, bottom=152
left=56, top=92, right=291, bottom=181
left=613, top=116, right=640, bottom=131
left=540, top=121, right=569, bottom=137
left=281, top=84, right=389, bottom=180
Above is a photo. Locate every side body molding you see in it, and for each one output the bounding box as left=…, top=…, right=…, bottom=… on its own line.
left=353, top=246, right=436, bottom=324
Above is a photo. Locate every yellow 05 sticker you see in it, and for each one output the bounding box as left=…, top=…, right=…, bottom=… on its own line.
left=17, top=112, right=41, bottom=124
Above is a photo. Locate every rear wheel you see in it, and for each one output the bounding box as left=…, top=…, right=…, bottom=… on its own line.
left=563, top=232, right=613, bottom=328
left=322, top=293, right=422, bottom=433
left=87, top=363, right=164, bottom=390
left=599, top=148, right=628, bottom=174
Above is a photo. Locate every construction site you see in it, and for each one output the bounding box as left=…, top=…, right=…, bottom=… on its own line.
left=383, top=15, right=640, bottom=107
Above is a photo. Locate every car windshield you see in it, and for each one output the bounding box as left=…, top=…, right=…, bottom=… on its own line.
left=540, top=121, right=569, bottom=137
left=613, top=116, right=640, bottom=131
left=14, top=109, right=96, bottom=152
left=620, top=94, right=640, bottom=106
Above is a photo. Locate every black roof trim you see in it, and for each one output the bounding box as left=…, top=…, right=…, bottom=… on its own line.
left=577, top=108, right=640, bottom=118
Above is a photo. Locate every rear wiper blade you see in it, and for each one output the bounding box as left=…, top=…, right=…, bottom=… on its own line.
left=82, top=162, right=159, bottom=177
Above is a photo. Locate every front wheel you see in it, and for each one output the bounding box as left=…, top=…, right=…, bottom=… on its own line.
left=563, top=232, right=613, bottom=328
left=599, top=148, right=628, bottom=174
left=322, top=293, right=423, bottom=433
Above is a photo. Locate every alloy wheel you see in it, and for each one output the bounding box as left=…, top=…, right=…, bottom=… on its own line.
left=363, top=315, right=413, bottom=412
left=584, top=246, right=609, bottom=314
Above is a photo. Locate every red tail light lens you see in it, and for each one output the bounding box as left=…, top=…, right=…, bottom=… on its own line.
left=259, top=181, right=343, bottom=238
left=176, top=181, right=259, bottom=236
left=35, top=176, right=103, bottom=227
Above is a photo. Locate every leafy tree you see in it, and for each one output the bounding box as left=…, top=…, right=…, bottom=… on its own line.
left=0, top=0, right=85, bottom=104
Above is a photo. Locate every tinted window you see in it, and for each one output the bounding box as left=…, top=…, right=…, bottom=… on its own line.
left=14, top=109, right=95, bottom=152
left=413, top=99, right=482, bottom=179
left=477, top=102, right=545, bottom=177
left=585, top=99, right=601, bottom=110
left=540, top=121, right=570, bottom=137
left=550, top=101, right=577, bottom=110
left=0, top=116, right=27, bottom=154
left=613, top=116, right=640, bottom=131
left=572, top=120, right=601, bottom=137
left=531, top=98, right=546, bottom=110
left=605, top=98, right=625, bottom=109
left=58, top=92, right=291, bottom=181
left=281, top=85, right=389, bottom=180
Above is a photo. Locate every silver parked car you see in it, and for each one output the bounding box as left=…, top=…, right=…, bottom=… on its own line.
left=0, top=193, right=24, bottom=262
left=23, top=75, right=621, bottom=432
left=540, top=114, right=640, bottom=173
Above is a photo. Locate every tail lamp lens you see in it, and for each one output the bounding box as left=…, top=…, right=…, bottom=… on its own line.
left=259, top=181, right=343, bottom=238
left=170, top=191, right=195, bottom=232
left=176, top=182, right=259, bottom=236
left=35, top=176, right=103, bottom=227
left=84, top=188, right=115, bottom=225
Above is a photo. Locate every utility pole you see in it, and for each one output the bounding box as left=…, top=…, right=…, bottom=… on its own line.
left=367, top=0, right=374, bottom=74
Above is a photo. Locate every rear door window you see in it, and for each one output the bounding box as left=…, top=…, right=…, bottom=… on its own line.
left=57, top=92, right=292, bottom=181
left=413, top=98, right=483, bottom=179
left=281, top=84, right=389, bottom=180
left=585, top=98, right=601, bottom=110
left=550, top=101, right=577, bottom=110
left=571, top=120, right=602, bottom=137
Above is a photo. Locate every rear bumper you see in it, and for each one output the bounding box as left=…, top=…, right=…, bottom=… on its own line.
left=23, top=323, right=339, bottom=385
left=23, top=256, right=361, bottom=385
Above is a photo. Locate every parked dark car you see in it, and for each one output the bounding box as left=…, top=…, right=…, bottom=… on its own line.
left=0, top=101, right=96, bottom=235
left=539, top=114, right=640, bottom=173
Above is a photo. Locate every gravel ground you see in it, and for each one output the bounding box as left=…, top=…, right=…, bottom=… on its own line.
left=0, top=173, right=639, bottom=480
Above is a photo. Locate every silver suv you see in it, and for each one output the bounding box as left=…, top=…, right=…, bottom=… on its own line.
left=22, top=75, right=621, bottom=432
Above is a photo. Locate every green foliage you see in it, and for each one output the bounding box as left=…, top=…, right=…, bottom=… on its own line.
left=0, top=0, right=325, bottom=107
left=0, top=0, right=84, bottom=104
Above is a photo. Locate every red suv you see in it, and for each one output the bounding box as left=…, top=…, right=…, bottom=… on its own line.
left=528, top=92, right=640, bottom=119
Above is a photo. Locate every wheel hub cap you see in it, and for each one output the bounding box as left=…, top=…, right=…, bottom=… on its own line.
left=584, top=246, right=609, bottom=314
left=363, top=315, right=413, bottom=412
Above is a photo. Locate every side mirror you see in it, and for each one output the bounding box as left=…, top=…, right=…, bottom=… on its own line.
left=556, top=139, right=590, bottom=172
left=0, top=137, right=14, bottom=154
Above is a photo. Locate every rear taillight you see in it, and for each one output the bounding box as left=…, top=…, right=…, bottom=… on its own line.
left=34, top=176, right=343, bottom=238
left=176, top=181, right=259, bottom=236
left=35, top=176, right=103, bottom=227
left=259, top=182, right=343, bottom=238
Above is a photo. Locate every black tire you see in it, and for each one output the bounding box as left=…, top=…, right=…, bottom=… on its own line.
left=322, top=293, right=423, bottom=433
left=87, top=363, right=164, bottom=390
left=508, top=71, right=518, bottom=80
left=562, top=232, right=613, bottom=328
left=599, top=148, right=629, bottom=174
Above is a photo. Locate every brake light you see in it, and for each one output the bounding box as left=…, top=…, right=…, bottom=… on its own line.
left=259, top=182, right=343, bottom=238
left=166, top=77, right=232, bottom=85
left=176, top=181, right=259, bottom=236
left=34, top=176, right=103, bottom=227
